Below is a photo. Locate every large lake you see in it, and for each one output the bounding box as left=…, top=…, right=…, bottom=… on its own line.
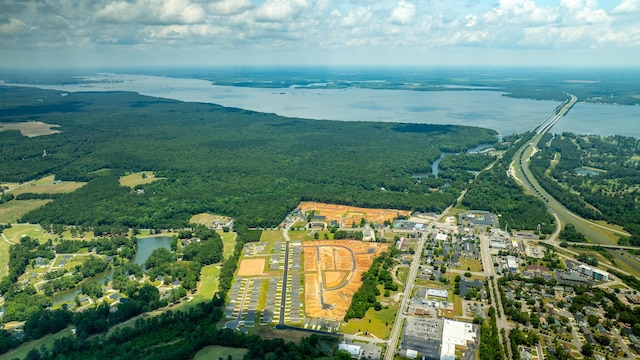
left=3, top=73, right=640, bottom=137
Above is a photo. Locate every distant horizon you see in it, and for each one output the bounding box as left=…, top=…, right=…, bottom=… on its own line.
left=2, top=64, right=640, bottom=72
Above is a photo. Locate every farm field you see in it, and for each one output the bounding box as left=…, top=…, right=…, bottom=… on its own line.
left=302, top=240, right=388, bottom=321
left=299, top=202, right=410, bottom=226
left=0, top=121, right=61, bottom=137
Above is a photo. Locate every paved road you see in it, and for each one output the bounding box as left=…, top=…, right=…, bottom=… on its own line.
left=384, top=230, right=428, bottom=360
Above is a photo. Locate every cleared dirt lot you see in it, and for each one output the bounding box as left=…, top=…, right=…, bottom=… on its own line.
left=302, top=240, right=388, bottom=320
left=236, top=258, right=266, bottom=276
left=299, top=201, right=410, bottom=225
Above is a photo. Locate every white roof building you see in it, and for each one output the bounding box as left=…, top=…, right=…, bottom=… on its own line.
left=435, top=233, right=448, bottom=242
left=338, top=343, right=362, bottom=358
left=440, top=320, right=477, bottom=360
left=427, top=288, right=449, bottom=298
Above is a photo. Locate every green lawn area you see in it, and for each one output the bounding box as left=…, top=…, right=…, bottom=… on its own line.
left=0, top=200, right=51, bottom=224
left=118, top=171, right=164, bottom=188
left=4, top=326, right=75, bottom=360
left=288, top=230, right=317, bottom=241
left=9, top=175, right=86, bottom=196
left=342, top=285, right=398, bottom=339
left=218, top=231, right=237, bottom=259
left=342, top=306, right=397, bottom=339
left=396, top=266, right=409, bottom=285
left=0, top=239, right=10, bottom=278
left=193, top=264, right=220, bottom=302
left=193, top=345, right=248, bottom=360
left=260, top=230, right=284, bottom=242
left=3, top=224, right=50, bottom=243
left=459, top=258, right=483, bottom=272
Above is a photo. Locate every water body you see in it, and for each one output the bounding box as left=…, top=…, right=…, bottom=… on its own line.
left=3, top=73, right=640, bottom=137
left=133, top=236, right=173, bottom=267
left=551, top=102, right=640, bottom=138
left=51, top=236, right=172, bottom=304
left=1, top=74, right=557, bottom=136
left=416, top=143, right=494, bottom=178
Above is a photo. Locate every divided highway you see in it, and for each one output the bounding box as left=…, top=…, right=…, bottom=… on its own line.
left=511, top=94, right=632, bottom=247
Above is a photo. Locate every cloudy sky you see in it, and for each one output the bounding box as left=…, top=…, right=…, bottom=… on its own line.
left=1, top=0, right=639, bottom=68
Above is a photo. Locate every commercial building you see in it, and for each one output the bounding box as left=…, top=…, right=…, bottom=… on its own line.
left=440, top=320, right=478, bottom=360
left=506, top=256, right=519, bottom=272
left=402, top=317, right=444, bottom=360
left=577, top=264, right=609, bottom=281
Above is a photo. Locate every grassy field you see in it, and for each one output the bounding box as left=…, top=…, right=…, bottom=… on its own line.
left=585, top=220, right=629, bottom=244
left=0, top=239, right=10, bottom=278
left=189, top=213, right=218, bottom=226
left=190, top=264, right=221, bottom=304
left=459, top=258, right=483, bottom=272
left=193, top=345, right=248, bottom=360
left=396, top=266, right=409, bottom=284
left=118, top=171, right=164, bottom=188
left=218, top=231, right=237, bottom=259
left=260, top=230, right=284, bottom=242
left=9, top=175, right=85, bottom=196
left=2, top=224, right=49, bottom=243
left=3, top=326, right=75, bottom=360
left=0, top=199, right=51, bottom=223
left=342, top=306, right=397, bottom=339
left=288, top=230, right=319, bottom=241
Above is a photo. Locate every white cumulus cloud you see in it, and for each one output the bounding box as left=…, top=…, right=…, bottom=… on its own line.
left=390, top=1, right=416, bottom=25
left=95, top=0, right=206, bottom=25
left=254, top=0, right=312, bottom=23
left=611, top=0, right=640, bottom=14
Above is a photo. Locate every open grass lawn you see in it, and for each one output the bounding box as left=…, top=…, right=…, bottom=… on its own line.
left=605, top=249, right=640, bottom=278
left=189, top=213, right=218, bottom=226
left=218, top=231, right=237, bottom=260
left=288, top=230, right=316, bottom=241
left=118, top=171, right=164, bottom=188
left=194, top=264, right=220, bottom=301
left=3, top=223, right=49, bottom=243
left=10, top=175, right=86, bottom=196
left=58, top=229, right=95, bottom=240
left=585, top=220, right=629, bottom=244
left=0, top=239, right=10, bottom=278
left=458, top=258, right=483, bottom=272
left=260, top=230, right=284, bottom=242
left=4, top=326, right=75, bottom=360
left=193, top=345, right=248, bottom=360
left=0, top=199, right=51, bottom=223
left=396, top=266, right=409, bottom=284
left=343, top=306, right=397, bottom=339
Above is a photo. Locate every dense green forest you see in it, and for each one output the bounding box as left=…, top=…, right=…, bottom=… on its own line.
left=463, top=133, right=556, bottom=233
left=0, top=86, right=497, bottom=229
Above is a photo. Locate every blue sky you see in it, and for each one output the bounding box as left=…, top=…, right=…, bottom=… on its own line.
left=1, top=0, right=639, bottom=68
